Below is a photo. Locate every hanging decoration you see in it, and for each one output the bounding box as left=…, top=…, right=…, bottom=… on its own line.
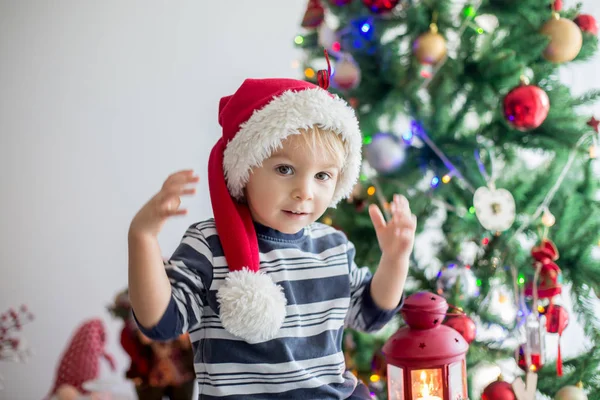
left=503, top=79, right=550, bottom=131
left=544, top=303, right=569, bottom=376
left=301, top=0, right=325, bottom=29
left=332, top=54, right=361, bottom=90
left=473, top=186, right=517, bottom=232
left=482, top=376, right=517, bottom=400
left=443, top=313, right=477, bottom=344
left=574, top=14, right=598, bottom=35
left=413, top=15, right=447, bottom=65
left=362, top=0, right=399, bottom=14
left=524, top=239, right=563, bottom=299
left=516, top=313, right=545, bottom=373
left=364, top=132, right=406, bottom=173
left=554, top=382, right=588, bottom=400
left=540, top=11, right=583, bottom=63
left=436, top=263, right=480, bottom=302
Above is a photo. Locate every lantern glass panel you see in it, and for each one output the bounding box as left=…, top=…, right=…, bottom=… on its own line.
left=448, top=360, right=468, bottom=400
left=387, top=364, right=404, bottom=400
left=410, top=368, right=443, bottom=400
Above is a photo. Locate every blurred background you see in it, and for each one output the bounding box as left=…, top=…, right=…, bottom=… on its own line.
left=1, top=1, right=599, bottom=399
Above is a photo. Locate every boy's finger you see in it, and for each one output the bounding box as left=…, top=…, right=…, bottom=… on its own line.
left=164, top=170, right=196, bottom=187
left=368, top=204, right=387, bottom=231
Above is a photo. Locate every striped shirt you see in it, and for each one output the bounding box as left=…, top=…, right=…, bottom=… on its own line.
left=137, top=219, right=402, bottom=399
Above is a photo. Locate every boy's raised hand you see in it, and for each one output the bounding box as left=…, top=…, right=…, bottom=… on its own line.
left=130, top=169, right=199, bottom=237
left=368, top=194, right=417, bottom=260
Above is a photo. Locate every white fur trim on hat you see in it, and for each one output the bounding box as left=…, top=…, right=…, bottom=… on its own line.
left=222, top=88, right=362, bottom=208
left=216, top=268, right=287, bottom=343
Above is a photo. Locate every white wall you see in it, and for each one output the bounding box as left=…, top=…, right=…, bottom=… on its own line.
left=0, top=1, right=305, bottom=398
left=0, top=1, right=599, bottom=399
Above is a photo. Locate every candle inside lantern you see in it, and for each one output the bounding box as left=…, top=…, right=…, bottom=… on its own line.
left=415, top=370, right=442, bottom=400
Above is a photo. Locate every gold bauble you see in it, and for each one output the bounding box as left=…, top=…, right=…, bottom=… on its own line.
left=554, top=384, right=588, bottom=400
left=540, top=15, right=583, bottom=63
left=413, top=30, right=447, bottom=65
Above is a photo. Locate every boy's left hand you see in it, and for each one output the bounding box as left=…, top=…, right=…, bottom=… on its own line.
left=368, top=194, right=416, bottom=260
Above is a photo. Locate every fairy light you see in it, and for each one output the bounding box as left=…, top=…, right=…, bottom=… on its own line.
left=442, top=174, right=452, bottom=184
left=304, top=68, right=315, bottom=78
left=294, top=35, right=304, bottom=45
left=367, top=186, right=376, bottom=196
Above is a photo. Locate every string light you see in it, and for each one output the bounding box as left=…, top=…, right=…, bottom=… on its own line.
left=323, top=216, right=333, bottom=225
left=294, top=35, right=304, bottom=45
left=304, top=68, right=315, bottom=78
left=370, top=374, right=380, bottom=383
left=367, top=186, right=376, bottom=196
left=442, top=174, right=452, bottom=184
left=431, top=176, right=440, bottom=188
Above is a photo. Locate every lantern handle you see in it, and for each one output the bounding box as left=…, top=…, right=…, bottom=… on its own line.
left=416, top=304, right=466, bottom=317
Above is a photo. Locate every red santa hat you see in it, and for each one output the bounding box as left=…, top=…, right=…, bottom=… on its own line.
left=207, top=77, right=362, bottom=343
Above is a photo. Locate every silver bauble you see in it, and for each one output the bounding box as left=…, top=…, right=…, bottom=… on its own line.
left=364, top=133, right=406, bottom=173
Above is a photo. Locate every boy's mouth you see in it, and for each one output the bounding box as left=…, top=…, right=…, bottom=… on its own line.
left=283, top=210, right=309, bottom=217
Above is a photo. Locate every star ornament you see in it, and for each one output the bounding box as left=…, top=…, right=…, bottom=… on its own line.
left=587, top=116, right=599, bottom=132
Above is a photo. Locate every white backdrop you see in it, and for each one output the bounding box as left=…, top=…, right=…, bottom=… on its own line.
left=0, top=1, right=599, bottom=399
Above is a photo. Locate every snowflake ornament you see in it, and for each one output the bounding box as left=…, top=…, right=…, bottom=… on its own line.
left=473, top=186, right=516, bottom=232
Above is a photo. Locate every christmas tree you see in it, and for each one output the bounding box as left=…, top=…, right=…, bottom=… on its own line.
left=296, top=0, right=600, bottom=398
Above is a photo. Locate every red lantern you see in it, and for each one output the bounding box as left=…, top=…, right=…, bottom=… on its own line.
left=382, top=292, right=469, bottom=400
left=503, top=84, right=550, bottom=131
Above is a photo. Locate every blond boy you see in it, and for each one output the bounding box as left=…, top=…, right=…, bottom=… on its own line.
left=128, top=78, right=416, bottom=399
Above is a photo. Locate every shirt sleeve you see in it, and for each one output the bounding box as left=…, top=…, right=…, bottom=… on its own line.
left=135, top=223, right=214, bottom=341
left=344, top=239, right=404, bottom=333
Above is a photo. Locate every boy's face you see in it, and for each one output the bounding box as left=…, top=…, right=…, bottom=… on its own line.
left=244, top=136, right=341, bottom=234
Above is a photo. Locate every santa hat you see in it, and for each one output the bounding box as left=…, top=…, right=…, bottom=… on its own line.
left=208, top=76, right=362, bottom=343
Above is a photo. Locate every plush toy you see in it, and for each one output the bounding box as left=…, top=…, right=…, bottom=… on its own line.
left=47, top=318, right=116, bottom=399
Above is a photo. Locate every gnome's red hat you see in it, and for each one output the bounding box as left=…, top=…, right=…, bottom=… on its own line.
left=208, top=78, right=362, bottom=342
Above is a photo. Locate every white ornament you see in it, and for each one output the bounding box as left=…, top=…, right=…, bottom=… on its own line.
left=217, top=269, right=287, bottom=343
left=554, top=385, right=588, bottom=400
left=473, top=186, right=516, bottom=232
left=332, top=54, right=361, bottom=90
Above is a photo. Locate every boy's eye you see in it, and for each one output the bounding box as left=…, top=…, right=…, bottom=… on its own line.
left=276, top=165, right=294, bottom=175
left=315, top=172, right=332, bottom=181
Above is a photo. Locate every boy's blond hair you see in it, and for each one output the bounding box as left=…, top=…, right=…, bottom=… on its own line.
left=284, top=125, right=347, bottom=171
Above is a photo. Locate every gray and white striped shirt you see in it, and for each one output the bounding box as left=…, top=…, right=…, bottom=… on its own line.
left=137, top=219, right=402, bottom=399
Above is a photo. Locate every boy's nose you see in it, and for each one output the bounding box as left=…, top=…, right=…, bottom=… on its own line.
left=292, top=180, right=314, bottom=200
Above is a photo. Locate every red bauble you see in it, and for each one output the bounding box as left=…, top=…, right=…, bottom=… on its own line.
left=444, top=314, right=477, bottom=344
left=575, top=14, right=598, bottom=35
left=362, top=0, right=399, bottom=14
left=503, top=85, right=550, bottom=131
left=553, top=0, right=563, bottom=11
left=482, top=380, right=516, bottom=400
left=301, top=0, right=325, bottom=29
left=545, top=304, right=569, bottom=334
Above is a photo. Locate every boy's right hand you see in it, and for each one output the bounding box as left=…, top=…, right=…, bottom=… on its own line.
left=129, top=169, right=199, bottom=238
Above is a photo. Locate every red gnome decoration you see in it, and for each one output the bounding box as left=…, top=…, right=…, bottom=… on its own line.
left=525, top=239, right=563, bottom=299
left=47, top=318, right=116, bottom=398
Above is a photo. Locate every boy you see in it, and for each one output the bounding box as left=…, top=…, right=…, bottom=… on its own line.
left=128, top=78, right=416, bottom=399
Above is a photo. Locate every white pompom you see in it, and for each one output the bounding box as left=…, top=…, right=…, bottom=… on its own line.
left=217, top=269, right=287, bottom=343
